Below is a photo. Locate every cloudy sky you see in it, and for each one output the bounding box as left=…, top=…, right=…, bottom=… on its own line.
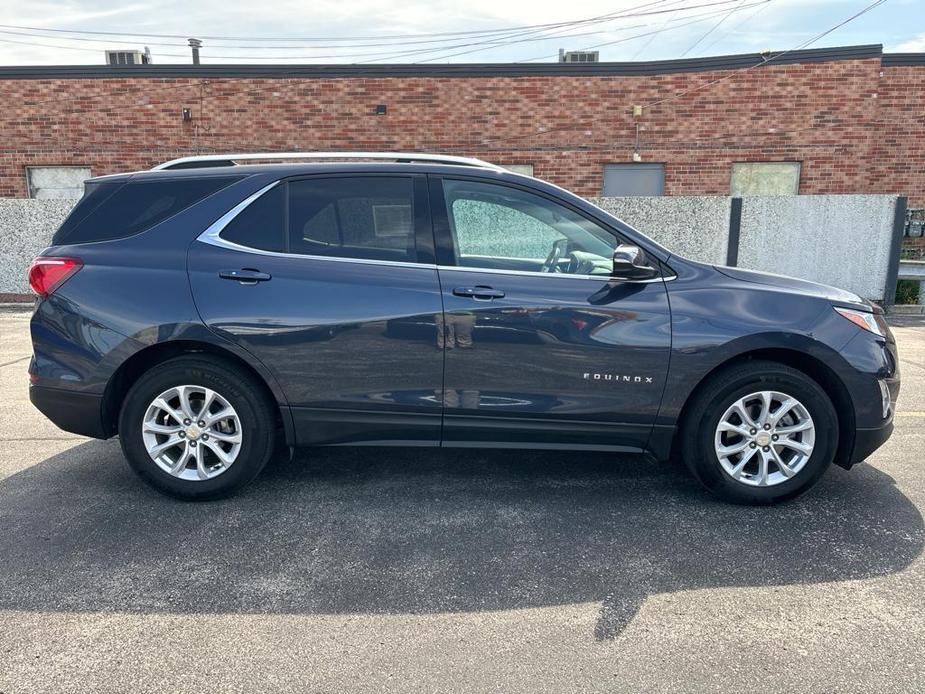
left=0, top=0, right=922, bottom=66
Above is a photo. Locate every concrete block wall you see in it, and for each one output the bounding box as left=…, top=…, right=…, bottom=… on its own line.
left=737, top=196, right=898, bottom=301
left=590, top=196, right=731, bottom=265
left=0, top=199, right=74, bottom=296
left=0, top=194, right=902, bottom=300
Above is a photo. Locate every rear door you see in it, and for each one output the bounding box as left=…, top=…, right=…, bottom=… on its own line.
left=188, top=174, right=445, bottom=446
left=430, top=175, right=671, bottom=452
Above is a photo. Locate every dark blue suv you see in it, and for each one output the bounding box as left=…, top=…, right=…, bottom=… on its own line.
left=28, top=153, right=899, bottom=504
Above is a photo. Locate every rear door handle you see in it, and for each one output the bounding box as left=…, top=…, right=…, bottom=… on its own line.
left=453, top=285, right=505, bottom=300
left=218, top=269, right=272, bottom=284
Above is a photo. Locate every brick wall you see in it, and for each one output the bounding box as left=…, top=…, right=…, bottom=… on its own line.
left=871, top=64, right=925, bottom=209
left=0, top=53, right=922, bottom=205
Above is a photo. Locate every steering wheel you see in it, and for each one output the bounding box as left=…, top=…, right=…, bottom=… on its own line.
left=541, top=238, right=570, bottom=273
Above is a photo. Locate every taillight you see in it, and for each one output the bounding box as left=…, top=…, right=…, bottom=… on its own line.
left=28, top=256, right=83, bottom=297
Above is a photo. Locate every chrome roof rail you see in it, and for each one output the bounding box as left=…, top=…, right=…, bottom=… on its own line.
left=152, top=151, right=505, bottom=172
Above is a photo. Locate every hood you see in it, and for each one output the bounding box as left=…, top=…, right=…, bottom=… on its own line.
left=713, top=265, right=873, bottom=310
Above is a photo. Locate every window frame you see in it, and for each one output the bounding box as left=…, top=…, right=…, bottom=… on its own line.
left=602, top=163, right=666, bottom=197
left=428, top=174, right=636, bottom=280
left=730, top=161, right=801, bottom=196
left=212, top=172, right=435, bottom=267
left=26, top=165, right=92, bottom=199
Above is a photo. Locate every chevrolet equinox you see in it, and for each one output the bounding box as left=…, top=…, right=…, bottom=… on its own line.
left=27, top=152, right=900, bottom=504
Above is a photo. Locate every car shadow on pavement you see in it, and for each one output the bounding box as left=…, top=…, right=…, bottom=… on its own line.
left=1, top=439, right=922, bottom=640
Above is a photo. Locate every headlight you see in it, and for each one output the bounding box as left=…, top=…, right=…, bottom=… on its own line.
left=834, top=307, right=888, bottom=337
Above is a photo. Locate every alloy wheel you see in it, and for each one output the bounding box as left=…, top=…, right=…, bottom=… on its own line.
left=713, top=390, right=815, bottom=487
left=141, top=385, right=243, bottom=481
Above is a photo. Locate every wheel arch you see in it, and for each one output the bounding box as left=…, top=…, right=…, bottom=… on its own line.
left=674, top=347, right=855, bottom=470
left=101, top=339, right=294, bottom=444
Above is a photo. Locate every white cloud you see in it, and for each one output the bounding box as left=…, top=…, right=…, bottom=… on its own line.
left=893, top=33, right=925, bottom=52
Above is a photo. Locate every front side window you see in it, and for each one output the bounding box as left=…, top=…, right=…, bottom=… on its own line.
left=289, top=177, right=417, bottom=262
left=443, top=179, right=619, bottom=276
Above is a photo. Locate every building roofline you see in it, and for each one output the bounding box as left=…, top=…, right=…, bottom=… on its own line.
left=882, top=53, right=925, bottom=66
left=0, top=44, right=885, bottom=80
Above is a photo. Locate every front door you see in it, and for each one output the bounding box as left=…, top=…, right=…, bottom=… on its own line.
left=430, top=176, right=671, bottom=452
left=189, top=174, right=444, bottom=446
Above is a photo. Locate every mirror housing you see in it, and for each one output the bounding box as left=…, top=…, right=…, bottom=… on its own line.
left=612, top=244, right=660, bottom=281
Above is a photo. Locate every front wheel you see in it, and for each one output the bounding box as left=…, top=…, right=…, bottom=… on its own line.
left=680, top=360, right=839, bottom=504
left=119, top=356, right=276, bottom=500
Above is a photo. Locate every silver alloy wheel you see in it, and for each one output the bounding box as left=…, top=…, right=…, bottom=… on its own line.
left=141, top=385, right=243, bottom=481
left=713, top=390, right=815, bottom=487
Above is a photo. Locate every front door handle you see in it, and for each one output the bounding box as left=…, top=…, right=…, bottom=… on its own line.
left=218, top=268, right=272, bottom=284
left=453, top=285, right=505, bottom=300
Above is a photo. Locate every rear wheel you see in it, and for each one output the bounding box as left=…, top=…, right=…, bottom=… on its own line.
left=680, top=360, right=838, bottom=504
left=119, top=356, right=276, bottom=500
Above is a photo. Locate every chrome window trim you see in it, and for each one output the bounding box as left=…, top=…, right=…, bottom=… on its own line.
left=436, top=264, right=674, bottom=283
left=197, top=180, right=435, bottom=270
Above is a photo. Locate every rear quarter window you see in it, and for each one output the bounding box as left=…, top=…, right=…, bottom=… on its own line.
left=53, top=176, right=241, bottom=245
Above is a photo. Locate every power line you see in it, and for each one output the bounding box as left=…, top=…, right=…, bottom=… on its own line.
left=519, top=0, right=769, bottom=62
left=370, top=0, right=754, bottom=63
left=0, top=3, right=679, bottom=45
left=696, top=0, right=774, bottom=55
left=640, top=0, right=890, bottom=110
left=0, top=0, right=753, bottom=63
left=679, top=0, right=747, bottom=57
left=630, top=0, right=688, bottom=60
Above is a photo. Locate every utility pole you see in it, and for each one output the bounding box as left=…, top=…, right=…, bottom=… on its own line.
left=188, top=38, right=202, bottom=65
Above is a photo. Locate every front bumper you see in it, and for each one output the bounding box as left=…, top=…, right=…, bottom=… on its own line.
left=30, top=384, right=108, bottom=439
left=849, top=419, right=894, bottom=465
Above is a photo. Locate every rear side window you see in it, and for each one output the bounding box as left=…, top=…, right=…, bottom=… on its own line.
left=220, top=184, right=285, bottom=252
left=288, top=177, right=416, bottom=262
left=53, top=176, right=240, bottom=245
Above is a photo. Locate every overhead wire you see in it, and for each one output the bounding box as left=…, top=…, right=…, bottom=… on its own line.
left=639, top=0, right=890, bottom=110
left=678, top=0, right=748, bottom=57
left=695, top=0, right=775, bottom=55
left=0, top=0, right=754, bottom=63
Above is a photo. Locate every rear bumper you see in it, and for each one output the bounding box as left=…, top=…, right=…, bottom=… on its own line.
left=30, top=384, right=108, bottom=439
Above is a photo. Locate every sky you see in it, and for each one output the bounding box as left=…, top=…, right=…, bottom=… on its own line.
left=0, top=0, right=922, bottom=66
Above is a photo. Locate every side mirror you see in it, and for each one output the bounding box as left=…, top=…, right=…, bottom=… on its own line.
left=612, top=244, right=659, bottom=281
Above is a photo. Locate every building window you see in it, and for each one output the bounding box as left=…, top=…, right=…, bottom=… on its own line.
left=26, top=166, right=91, bottom=199
left=730, top=162, right=801, bottom=196
left=602, top=164, right=665, bottom=196
left=504, top=164, right=534, bottom=177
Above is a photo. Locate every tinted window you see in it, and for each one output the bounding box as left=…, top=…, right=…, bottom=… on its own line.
left=443, top=179, right=618, bottom=276
left=53, top=176, right=240, bottom=245
left=220, top=184, right=285, bottom=252
left=288, top=177, right=416, bottom=262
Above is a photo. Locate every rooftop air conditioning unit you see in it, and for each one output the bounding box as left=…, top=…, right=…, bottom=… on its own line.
left=105, top=47, right=152, bottom=65
left=558, top=49, right=600, bottom=63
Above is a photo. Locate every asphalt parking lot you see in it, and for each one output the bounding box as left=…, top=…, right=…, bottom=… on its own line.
left=1, top=306, right=924, bottom=693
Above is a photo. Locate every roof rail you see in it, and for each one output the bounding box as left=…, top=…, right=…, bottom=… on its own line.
left=152, top=151, right=505, bottom=172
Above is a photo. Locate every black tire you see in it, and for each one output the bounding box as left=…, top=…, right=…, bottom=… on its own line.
left=680, top=360, right=838, bottom=505
left=118, top=355, right=276, bottom=500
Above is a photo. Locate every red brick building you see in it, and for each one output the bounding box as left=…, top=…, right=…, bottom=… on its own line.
left=1, top=44, right=922, bottom=204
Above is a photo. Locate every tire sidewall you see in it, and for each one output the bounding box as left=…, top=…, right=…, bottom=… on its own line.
left=119, top=358, right=273, bottom=499
left=688, top=368, right=838, bottom=504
